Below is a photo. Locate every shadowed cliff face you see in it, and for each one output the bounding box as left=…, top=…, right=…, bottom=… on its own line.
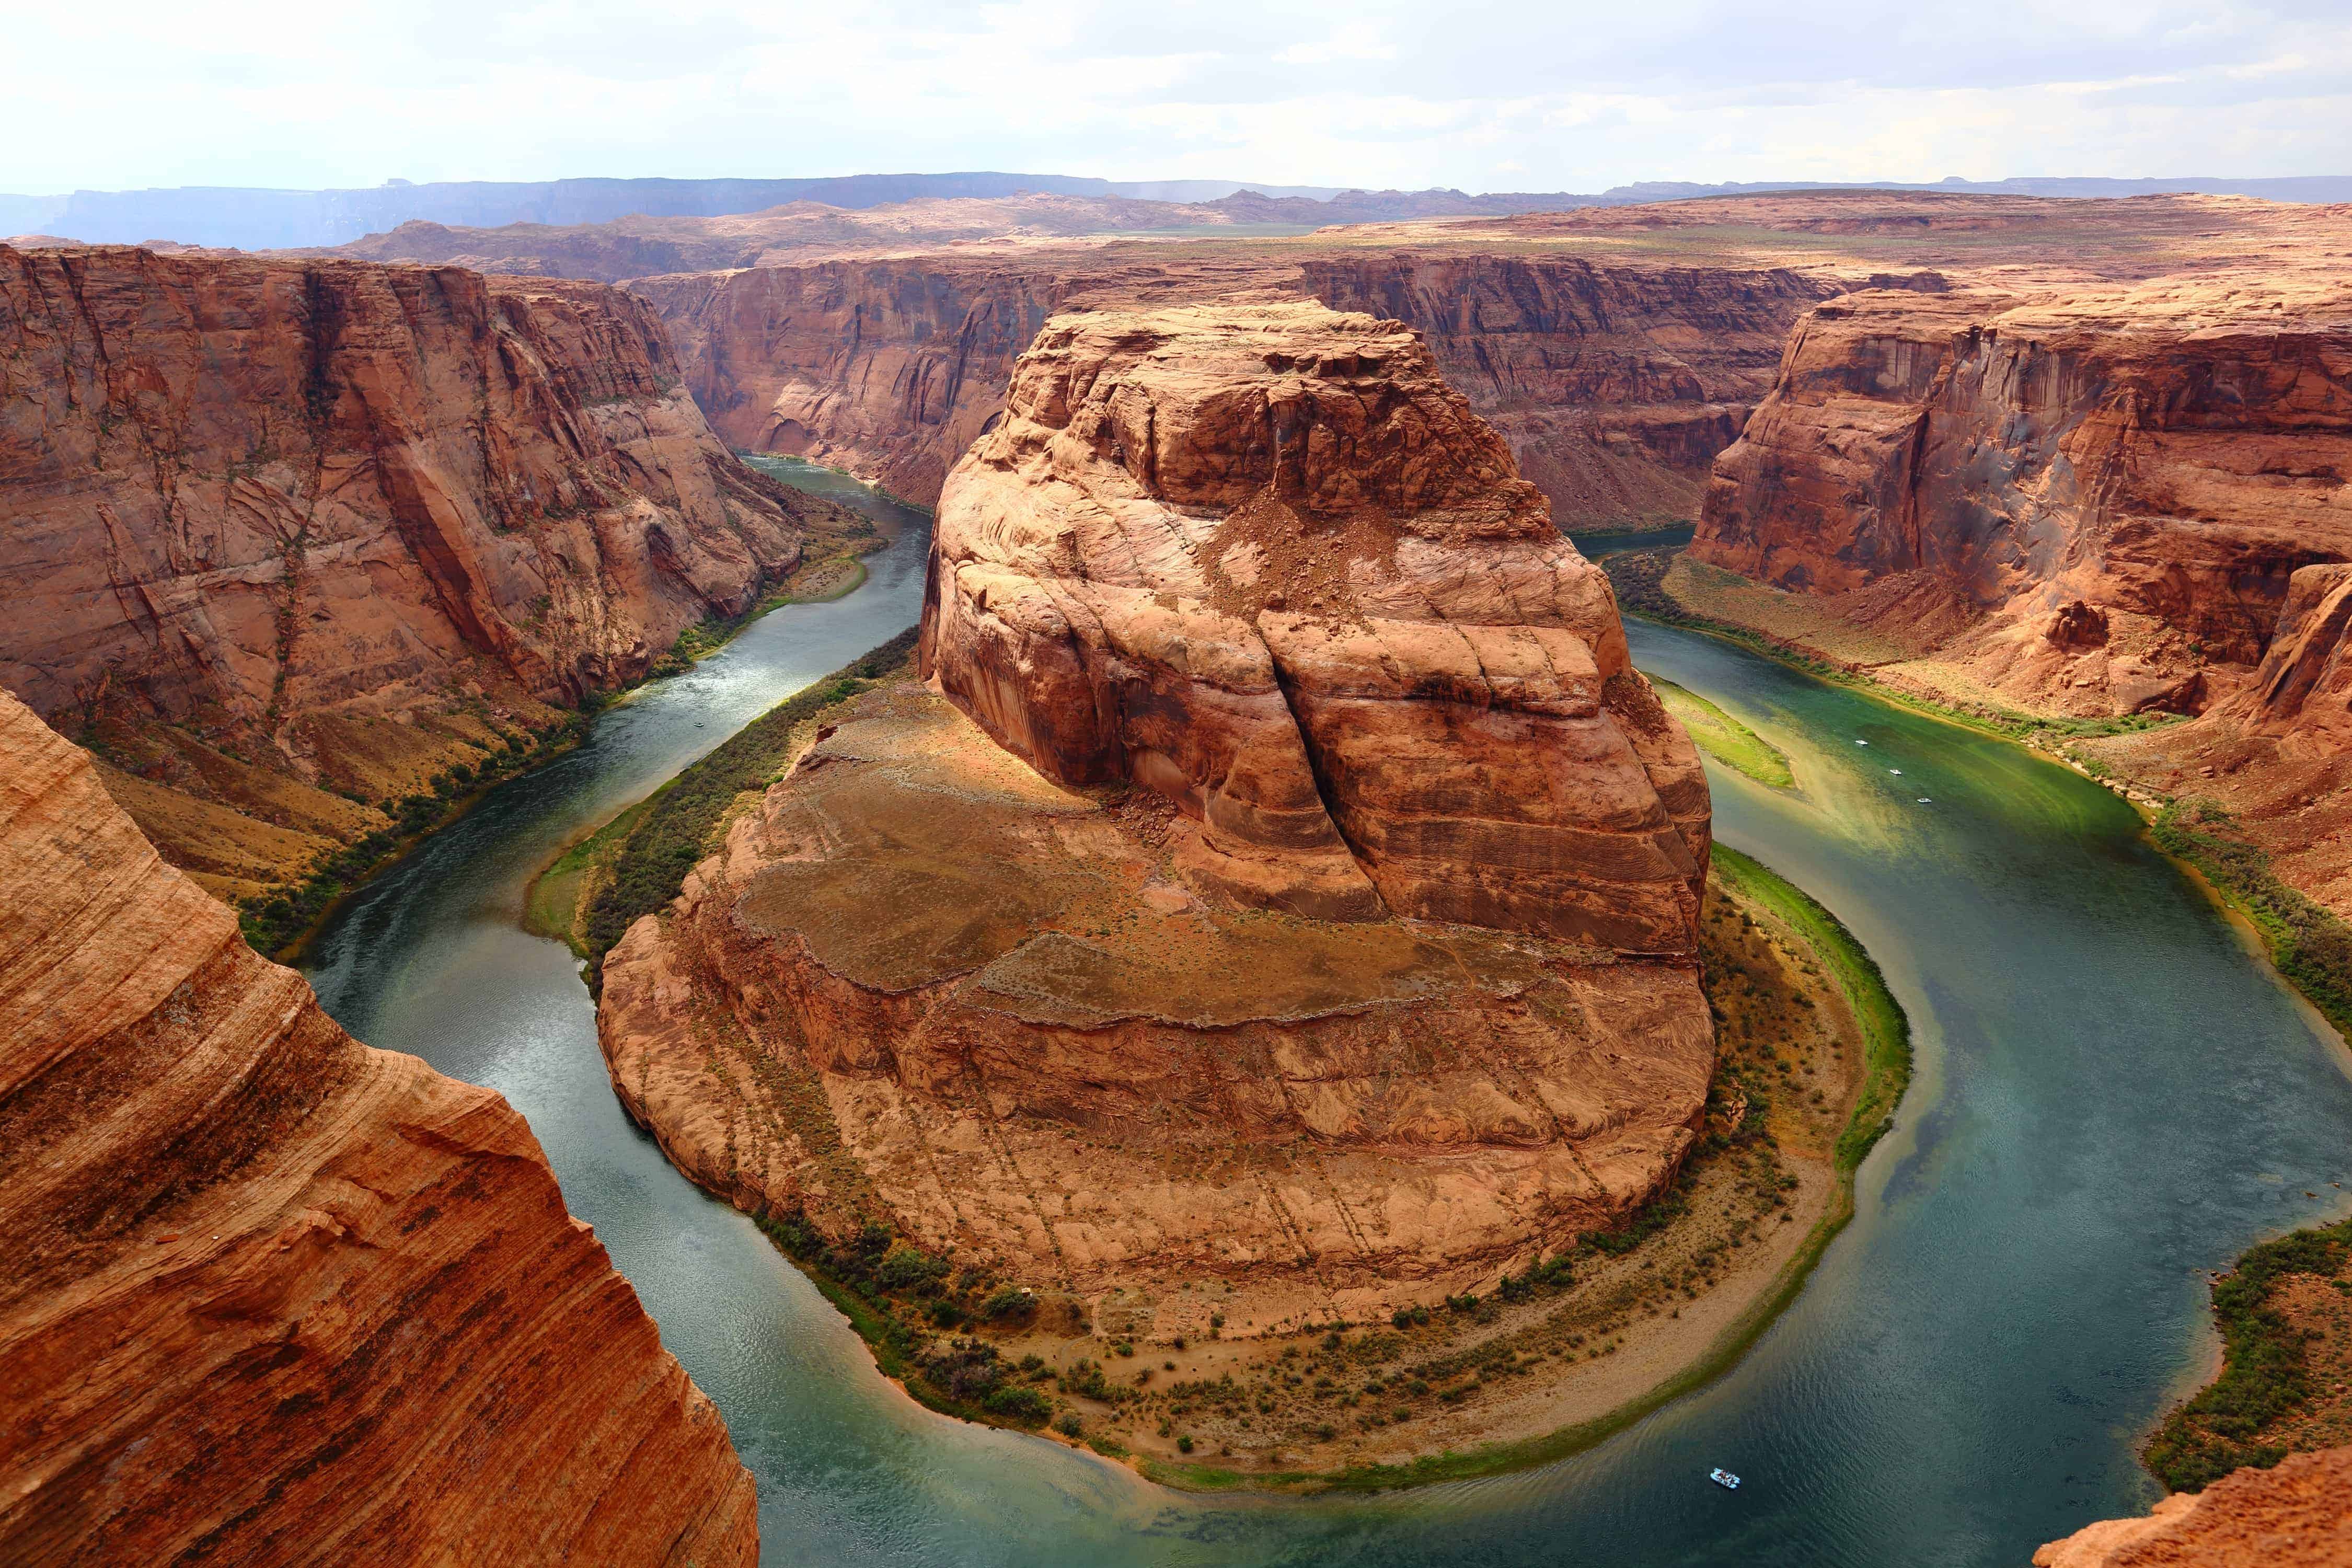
left=630, top=250, right=1834, bottom=532
left=0, top=690, right=756, bottom=1566
left=1297, top=254, right=1836, bottom=530
left=596, top=302, right=1715, bottom=1333
left=1, top=245, right=851, bottom=906
left=1693, top=282, right=2352, bottom=717
left=3, top=245, right=823, bottom=729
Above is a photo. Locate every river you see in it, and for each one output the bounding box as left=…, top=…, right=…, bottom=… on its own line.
left=303, top=477, right=2352, bottom=1567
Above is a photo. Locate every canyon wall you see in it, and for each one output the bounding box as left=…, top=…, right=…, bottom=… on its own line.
left=1297, top=254, right=1835, bottom=528
left=2032, top=1447, right=2352, bottom=1566
left=1692, top=279, right=2352, bottom=716
left=631, top=249, right=1834, bottom=531
left=598, top=303, right=1715, bottom=1333
left=0, top=689, right=755, bottom=1565
left=1, top=244, right=851, bottom=904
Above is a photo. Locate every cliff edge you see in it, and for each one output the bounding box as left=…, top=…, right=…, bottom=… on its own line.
left=0, top=687, right=757, bottom=1564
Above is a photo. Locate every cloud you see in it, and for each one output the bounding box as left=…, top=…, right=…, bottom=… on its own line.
left=2, top=0, right=2345, bottom=192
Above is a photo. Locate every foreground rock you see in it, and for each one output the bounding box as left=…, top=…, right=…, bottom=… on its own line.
left=2033, top=1447, right=2352, bottom=1566
left=598, top=303, right=1714, bottom=1338
left=0, top=244, right=856, bottom=907
left=0, top=691, right=754, bottom=1564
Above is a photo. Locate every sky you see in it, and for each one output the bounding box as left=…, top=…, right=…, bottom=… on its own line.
left=7, top=0, right=2349, bottom=194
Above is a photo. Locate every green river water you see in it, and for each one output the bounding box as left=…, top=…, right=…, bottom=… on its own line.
left=301, top=477, right=2352, bottom=1565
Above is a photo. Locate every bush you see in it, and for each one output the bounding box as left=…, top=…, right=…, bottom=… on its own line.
left=981, top=1385, right=1051, bottom=1425
left=978, top=1284, right=1036, bottom=1322
left=1175, top=1435, right=1194, bottom=1454
left=1055, top=1413, right=1083, bottom=1438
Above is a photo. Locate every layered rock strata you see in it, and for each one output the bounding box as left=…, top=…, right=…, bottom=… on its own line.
left=2032, top=1447, right=2352, bottom=1567
left=599, top=304, right=1715, bottom=1331
left=1692, top=278, right=2352, bottom=718
left=923, top=303, right=1710, bottom=948
left=1, top=244, right=850, bottom=902
left=631, top=250, right=1834, bottom=529
left=0, top=690, right=755, bottom=1565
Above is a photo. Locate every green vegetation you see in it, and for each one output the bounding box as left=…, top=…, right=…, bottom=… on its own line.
left=2154, top=799, right=2352, bottom=1040
left=2145, top=1217, right=2352, bottom=1491
left=578, top=629, right=920, bottom=973
left=239, top=714, right=585, bottom=958
left=1649, top=675, right=1794, bottom=788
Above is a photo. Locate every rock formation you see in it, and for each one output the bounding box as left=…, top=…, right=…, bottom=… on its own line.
left=1692, top=276, right=2352, bottom=718
left=2032, top=1447, right=2352, bottom=1566
left=597, top=303, right=1714, bottom=1332
left=0, top=689, right=755, bottom=1565
left=1, top=244, right=855, bottom=904
left=631, top=249, right=1833, bottom=531
left=922, top=303, right=1710, bottom=948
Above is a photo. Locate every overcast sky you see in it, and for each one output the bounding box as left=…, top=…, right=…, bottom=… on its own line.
left=8, top=0, right=2348, bottom=193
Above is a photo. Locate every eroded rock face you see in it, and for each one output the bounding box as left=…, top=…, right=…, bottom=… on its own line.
left=631, top=250, right=1834, bottom=531
left=2032, top=1447, right=2352, bottom=1567
left=2, top=244, right=846, bottom=904
left=1692, top=280, right=2352, bottom=717
left=1297, top=254, right=1835, bottom=529
left=600, top=681, right=1713, bottom=1331
left=923, top=302, right=1709, bottom=951
left=2, top=246, right=824, bottom=732
left=0, top=690, right=755, bottom=1565
left=598, top=304, right=1715, bottom=1331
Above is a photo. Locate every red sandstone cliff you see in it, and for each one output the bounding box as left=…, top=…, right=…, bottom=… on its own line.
left=2032, top=1447, right=2352, bottom=1566
left=0, top=688, right=756, bottom=1564
left=596, top=303, right=1715, bottom=1334
left=923, top=302, right=1709, bottom=948
left=629, top=249, right=1831, bottom=532
left=1297, top=254, right=1834, bottom=528
left=1692, top=276, right=2352, bottom=717
left=1, top=244, right=854, bottom=904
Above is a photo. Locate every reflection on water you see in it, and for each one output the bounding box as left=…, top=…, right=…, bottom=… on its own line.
left=303, top=477, right=2352, bottom=1566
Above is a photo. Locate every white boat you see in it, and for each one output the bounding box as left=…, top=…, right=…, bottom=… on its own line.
left=1709, top=1467, right=1741, bottom=1491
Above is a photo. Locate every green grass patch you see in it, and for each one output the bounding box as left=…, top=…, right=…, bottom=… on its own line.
left=2153, top=798, right=2352, bottom=1040
left=1650, top=676, right=1794, bottom=789
left=578, top=628, right=919, bottom=974
left=2143, top=1216, right=2352, bottom=1491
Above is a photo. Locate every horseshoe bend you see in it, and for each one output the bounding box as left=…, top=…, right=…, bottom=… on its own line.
left=592, top=302, right=1891, bottom=1477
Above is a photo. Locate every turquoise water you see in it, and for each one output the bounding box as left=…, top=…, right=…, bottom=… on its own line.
left=303, top=481, right=2352, bottom=1565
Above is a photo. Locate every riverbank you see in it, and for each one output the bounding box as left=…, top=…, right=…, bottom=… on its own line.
left=1607, top=547, right=2352, bottom=1051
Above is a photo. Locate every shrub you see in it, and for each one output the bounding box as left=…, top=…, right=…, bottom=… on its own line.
left=1056, top=1413, right=1083, bottom=1438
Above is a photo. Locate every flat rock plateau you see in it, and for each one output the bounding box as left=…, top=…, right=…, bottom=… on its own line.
left=0, top=688, right=755, bottom=1564
left=598, top=301, right=1716, bottom=1344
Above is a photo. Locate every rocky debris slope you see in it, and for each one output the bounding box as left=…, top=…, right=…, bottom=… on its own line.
left=924, top=302, right=1710, bottom=947
left=597, top=303, right=1715, bottom=1332
left=1, top=244, right=852, bottom=905
left=1692, top=276, right=2352, bottom=719
left=0, top=689, right=755, bottom=1565
left=2032, top=1447, right=2352, bottom=1567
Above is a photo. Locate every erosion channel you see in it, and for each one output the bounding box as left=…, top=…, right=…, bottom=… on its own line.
left=300, top=472, right=2352, bottom=1568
